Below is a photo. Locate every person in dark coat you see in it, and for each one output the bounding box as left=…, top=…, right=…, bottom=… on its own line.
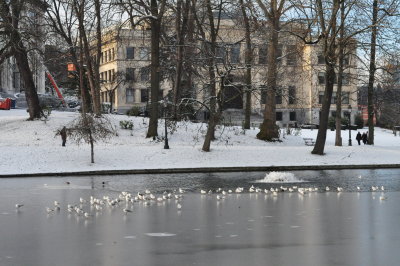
left=60, top=126, right=67, bottom=147
left=356, top=132, right=362, bottom=145
left=362, top=132, right=368, bottom=145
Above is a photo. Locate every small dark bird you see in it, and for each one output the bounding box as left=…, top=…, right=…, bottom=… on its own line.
left=66, top=181, right=70, bottom=185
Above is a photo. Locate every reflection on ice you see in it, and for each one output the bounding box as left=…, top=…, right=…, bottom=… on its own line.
left=145, top=233, right=176, bottom=237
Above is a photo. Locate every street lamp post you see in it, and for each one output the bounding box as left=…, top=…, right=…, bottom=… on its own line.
left=163, top=100, right=169, bottom=149
left=348, top=105, right=352, bottom=146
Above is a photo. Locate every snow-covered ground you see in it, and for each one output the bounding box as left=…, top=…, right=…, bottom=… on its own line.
left=1, top=109, right=399, bottom=175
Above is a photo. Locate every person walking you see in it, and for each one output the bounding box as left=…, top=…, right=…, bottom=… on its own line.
left=60, top=126, right=67, bottom=147
left=356, top=132, right=362, bottom=145
left=362, top=132, right=368, bottom=145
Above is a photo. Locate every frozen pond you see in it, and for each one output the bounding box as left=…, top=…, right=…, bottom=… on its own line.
left=1, top=169, right=400, bottom=266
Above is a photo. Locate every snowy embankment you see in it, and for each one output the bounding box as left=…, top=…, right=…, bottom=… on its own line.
left=0, top=109, right=399, bottom=175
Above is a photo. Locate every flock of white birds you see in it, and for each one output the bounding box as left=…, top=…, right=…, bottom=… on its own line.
left=13, top=178, right=388, bottom=217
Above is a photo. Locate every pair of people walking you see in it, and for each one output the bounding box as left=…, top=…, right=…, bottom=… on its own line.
left=356, top=132, right=368, bottom=145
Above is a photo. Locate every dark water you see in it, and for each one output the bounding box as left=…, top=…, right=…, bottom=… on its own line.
left=0, top=169, right=399, bottom=266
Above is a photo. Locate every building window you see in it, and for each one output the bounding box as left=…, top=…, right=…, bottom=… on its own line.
left=276, top=87, right=282, bottom=105
left=288, top=86, right=296, bottom=104
left=126, top=88, right=135, bottom=103
left=341, top=73, right=350, bottom=85
left=290, top=111, right=296, bottom=121
left=276, top=111, right=283, bottom=121
left=126, top=47, right=134, bottom=59
left=101, top=52, right=104, bottom=64
left=260, top=85, right=267, bottom=104
left=259, top=44, right=268, bottom=64
left=286, top=45, right=297, bottom=66
left=319, top=91, right=324, bottom=104
left=317, top=53, right=325, bottom=64
left=216, top=45, right=226, bottom=64
left=140, top=67, right=150, bottom=81
left=141, top=89, right=149, bottom=103
left=108, top=70, right=112, bottom=82
left=332, top=92, right=337, bottom=104
left=318, top=72, right=325, bottom=85
left=126, top=68, right=135, bottom=81
left=112, top=48, right=115, bottom=60
left=342, top=92, right=350, bottom=104
left=139, top=47, right=150, bottom=60
left=343, top=55, right=350, bottom=66
left=230, top=44, right=240, bottom=64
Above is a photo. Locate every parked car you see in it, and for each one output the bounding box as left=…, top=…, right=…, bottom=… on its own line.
left=38, top=94, right=63, bottom=108
left=301, top=123, right=319, bottom=129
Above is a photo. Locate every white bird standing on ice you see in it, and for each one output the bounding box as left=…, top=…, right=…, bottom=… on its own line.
left=123, top=208, right=132, bottom=214
left=177, top=203, right=182, bottom=210
left=200, top=190, right=207, bottom=194
left=380, top=195, right=388, bottom=201
left=15, top=204, right=24, bottom=209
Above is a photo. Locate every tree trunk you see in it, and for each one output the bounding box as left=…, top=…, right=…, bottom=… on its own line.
left=13, top=49, right=42, bottom=120
left=146, top=0, right=161, bottom=138
left=172, top=0, right=190, bottom=120
left=75, top=0, right=101, bottom=116
left=312, top=62, right=336, bottom=154
left=8, top=5, right=41, bottom=120
left=367, top=0, right=378, bottom=145
left=93, top=0, right=102, bottom=116
left=90, top=131, right=94, bottom=163
left=335, top=0, right=345, bottom=147
left=257, top=18, right=279, bottom=141
left=201, top=0, right=218, bottom=151
left=202, top=113, right=220, bottom=152
left=240, top=0, right=252, bottom=130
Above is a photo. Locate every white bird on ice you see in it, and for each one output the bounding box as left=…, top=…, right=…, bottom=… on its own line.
left=15, top=204, right=24, bottom=209
left=177, top=203, right=182, bottom=210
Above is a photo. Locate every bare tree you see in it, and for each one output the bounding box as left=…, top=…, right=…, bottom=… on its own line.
left=0, top=0, right=44, bottom=120
left=115, top=0, right=167, bottom=138
left=255, top=0, right=288, bottom=141
left=239, top=0, right=252, bottom=129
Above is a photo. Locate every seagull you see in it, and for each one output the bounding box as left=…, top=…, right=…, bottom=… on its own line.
left=216, top=195, right=225, bottom=200
left=80, top=197, right=86, bottom=204
left=178, top=188, right=185, bottom=194
left=249, top=186, right=255, bottom=193
left=123, top=208, right=133, bottom=214
left=145, top=189, right=151, bottom=194
left=358, top=175, right=362, bottom=179
left=200, top=189, right=207, bottom=194
left=381, top=186, right=385, bottom=191
left=84, top=212, right=92, bottom=218
left=177, top=203, right=182, bottom=210
left=288, top=188, right=294, bottom=193
left=357, top=186, right=361, bottom=191
left=15, top=204, right=24, bottom=209
left=380, top=195, right=388, bottom=201
left=46, top=207, right=54, bottom=213
left=371, top=186, right=378, bottom=191
left=222, top=191, right=227, bottom=195
left=264, top=189, right=269, bottom=194
left=235, top=187, right=243, bottom=193
left=337, top=187, right=343, bottom=192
